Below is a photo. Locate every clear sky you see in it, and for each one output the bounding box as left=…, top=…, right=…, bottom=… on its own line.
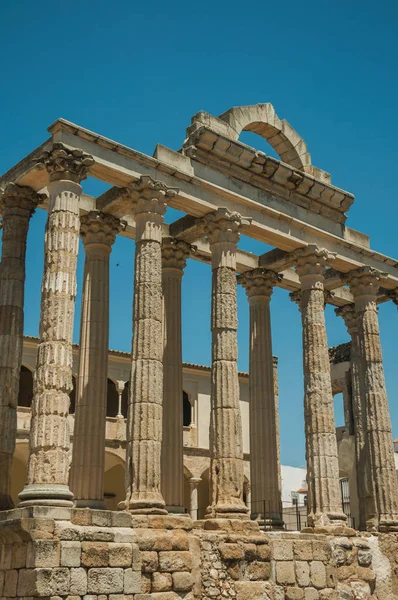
left=1, top=0, right=397, bottom=467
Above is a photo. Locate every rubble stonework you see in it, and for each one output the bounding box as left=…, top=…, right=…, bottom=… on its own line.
left=1, top=104, right=398, bottom=597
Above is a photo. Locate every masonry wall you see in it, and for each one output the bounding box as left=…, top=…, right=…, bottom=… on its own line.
left=1, top=509, right=397, bottom=600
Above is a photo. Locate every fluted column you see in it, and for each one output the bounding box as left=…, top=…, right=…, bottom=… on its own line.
left=70, top=211, right=123, bottom=508
left=189, top=477, right=201, bottom=521
left=238, top=268, right=283, bottom=526
left=19, top=144, right=94, bottom=507
left=120, top=176, right=177, bottom=514
left=203, top=208, right=250, bottom=519
left=348, top=267, right=398, bottom=531
left=291, top=245, right=347, bottom=529
left=0, top=184, right=43, bottom=510
left=161, top=237, right=192, bottom=513
left=273, top=356, right=283, bottom=511
left=336, top=304, right=371, bottom=530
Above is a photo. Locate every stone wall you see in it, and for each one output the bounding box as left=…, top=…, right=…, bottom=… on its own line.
left=0, top=509, right=397, bottom=600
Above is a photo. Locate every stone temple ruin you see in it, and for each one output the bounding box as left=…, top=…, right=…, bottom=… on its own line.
left=0, top=103, right=398, bottom=599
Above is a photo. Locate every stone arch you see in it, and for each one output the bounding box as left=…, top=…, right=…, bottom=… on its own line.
left=219, top=103, right=311, bottom=170
left=104, top=450, right=125, bottom=510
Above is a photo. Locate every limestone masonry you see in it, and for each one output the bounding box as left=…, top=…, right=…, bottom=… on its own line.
left=0, top=103, right=398, bottom=599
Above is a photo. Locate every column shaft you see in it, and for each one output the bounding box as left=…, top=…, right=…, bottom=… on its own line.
left=121, top=177, right=176, bottom=514
left=204, top=208, right=250, bottom=519
left=293, top=245, right=346, bottom=529
left=19, top=144, right=93, bottom=506
left=0, top=185, right=41, bottom=509
left=70, top=212, right=121, bottom=507
left=238, top=268, right=283, bottom=526
left=349, top=267, right=398, bottom=531
left=189, top=478, right=201, bottom=520
left=161, top=238, right=191, bottom=513
left=336, top=304, right=371, bottom=530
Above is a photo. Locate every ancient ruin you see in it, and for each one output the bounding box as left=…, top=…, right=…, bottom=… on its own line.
left=1, top=103, right=398, bottom=599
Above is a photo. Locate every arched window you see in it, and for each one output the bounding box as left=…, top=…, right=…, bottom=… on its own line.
left=18, top=366, right=33, bottom=407
left=121, top=382, right=129, bottom=418
left=183, top=391, right=192, bottom=427
left=106, top=379, right=119, bottom=417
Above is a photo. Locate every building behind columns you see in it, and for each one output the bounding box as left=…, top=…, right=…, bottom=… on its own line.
left=2, top=103, right=398, bottom=598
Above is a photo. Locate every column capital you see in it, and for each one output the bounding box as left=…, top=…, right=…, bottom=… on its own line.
left=237, top=267, right=282, bottom=299
left=129, top=176, right=178, bottom=217
left=294, top=244, right=336, bottom=289
left=346, top=266, right=387, bottom=305
left=81, top=211, right=125, bottom=249
left=290, top=287, right=333, bottom=310
left=36, top=143, right=94, bottom=183
left=203, top=207, right=251, bottom=246
left=335, top=303, right=358, bottom=334
left=162, top=237, right=195, bottom=270
left=0, top=183, right=46, bottom=215
left=189, top=477, right=202, bottom=487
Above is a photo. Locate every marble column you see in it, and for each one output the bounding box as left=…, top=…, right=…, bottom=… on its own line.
left=161, top=237, right=192, bottom=513
left=204, top=207, right=250, bottom=519
left=19, top=143, right=94, bottom=507
left=348, top=267, right=398, bottom=531
left=0, top=184, right=43, bottom=510
left=120, top=176, right=177, bottom=514
left=273, top=355, right=283, bottom=511
left=291, top=245, right=347, bottom=529
left=69, top=211, right=122, bottom=508
left=189, top=477, right=201, bottom=521
left=335, top=304, right=371, bottom=530
left=238, top=268, right=283, bottom=526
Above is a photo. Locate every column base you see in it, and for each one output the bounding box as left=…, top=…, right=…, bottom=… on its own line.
left=0, top=494, right=14, bottom=511
left=165, top=504, right=188, bottom=515
left=375, top=517, right=398, bottom=533
left=118, top=499, right=167, bottom=515
left=74, top=498, right=106, bottom=510
left=18, top=483, right=74, bottom=507
left=205, top=501, right=250, bottom=520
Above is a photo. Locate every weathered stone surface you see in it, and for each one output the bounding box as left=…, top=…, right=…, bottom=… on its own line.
left=310, top=561, right=327, bottom=589
left=246, top=560, right=271, bottom=580
left=272, top=539, right=293, bottom=560
left=82, top=542, right=109, bottom=567
left=61, top=541, right=81, bottom=567
left=124, top=568, right=141, bottom=593
left=108, top=543, right=133, bottom=567
left=219, top=542, right=244, bottom=561
left=158, top=550, right=192, bottom=572
left=276, top=560, right=295, bottom=585
left=172, top=570, right=193, bottom=591
left=235, top=581, right=271, bottom=600
left=152, top=571, right=172, bottom=592
left=296, top=560, right=310, bottom=587
left=87, top=567, right=124, bottom=594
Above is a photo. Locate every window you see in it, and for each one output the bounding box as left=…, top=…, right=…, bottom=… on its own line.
left=183, top=391, right=192, bottom=427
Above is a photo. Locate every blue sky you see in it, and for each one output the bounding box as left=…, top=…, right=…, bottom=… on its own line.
left=1, top=1, right=398, bottom=467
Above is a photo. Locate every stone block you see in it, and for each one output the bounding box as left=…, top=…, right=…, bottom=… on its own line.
left=17, top=567, right=37, bottom=596
left=336, top=566, right=356, bottom=581
left=108, top=543, right=132, bottom=567
left=152, top=572, right=173, bottom=592
left=325, top=566, right=335, bottom=588
left=357, top=549, right=372, bottom=567
left=312, top=541, right=330, bottom=562
left=4, top=569, right=18, bottom=596
left=72, top=509, right=93, bottom=526
left=304, top=589, right=319, bottom=600
left=243, top=543, right=257, bottom=560
left=356, top=566, right=375, bottom=582
left=87, top=568, right=124, bottom=594
left=272, top=539, right=293, bottom=560
left=296, top=560, right=310, bottom=587
left=285, top=588, right=304, bottom=600
left=12, top=543, right=27, bottom=568
left=82, top=542, right=110, bottom=567
left=81, top=527, right=114, bottom=542
left=276, top=560, right=295, bottom=585
left=150, top=593, right=180, bottom=600
left=246, top=561, right=271, bottom=581
left=111, top=512, right=133, bottom=528
left=27, top=540, right=60, bottom=567
left=256, top=544, right=271, bottom=561
left=141, top=551, right=159, bottom=573
left=70, top=568, right=88, bottom=595
left=36, top=567, right=71, bottom=595
left=0, top=543, right=12, bottom=570
left=124, top=568, right=141, bottom=593
left=294, top=540, right=313, bottom=561
left=132, top=543, right=141, bottom=570
left=332, top=547, right=346, bottom=566
left=141, top=573, right=151, bottom=593
left=172, top=571, right=193, bottom=591
left=350, top=581, right=370, bottom=598
left=310, top=561, right=327, bottom=589
left=110, top=595, right=134, bottom=600
left=318, top=590, right=339, bottom=599
left=0, top=570, right=4, bottom=595
left=235, top=581, right=271, bottom=600
left=61, top=541, right=82, bottom=567
left=219, top=543, right=244, bottom=561
left=91, top=511, right=112, bottom=528
left=158, top=550, right=192, bottom=572
left=113, top=528, right=136, bottom=544
left=149, top=515, right=192, bottom=530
